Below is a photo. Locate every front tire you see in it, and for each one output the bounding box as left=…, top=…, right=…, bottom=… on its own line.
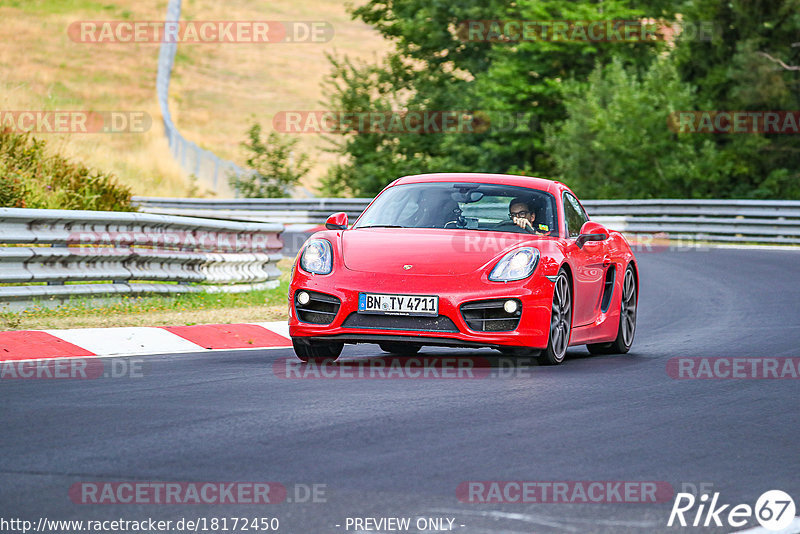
left=292, top=339, right=343, bottom=363
left=538, top=270, right=572, bottom=365
left=587, top=264, right=637, bottom=355
left=497, top=347, right=541, bottom=358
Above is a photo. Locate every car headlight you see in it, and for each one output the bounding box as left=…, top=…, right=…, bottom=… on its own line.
left=489, top=247, right=539, bottom=282
left=300, top=239, right=333, bottom=275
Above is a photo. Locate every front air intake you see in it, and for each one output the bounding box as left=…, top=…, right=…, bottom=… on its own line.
left=294, top=290, right=341, bottom=325
left=342, top=313, right=459, bottom=332
left=460, top=299, right=522, bottom=332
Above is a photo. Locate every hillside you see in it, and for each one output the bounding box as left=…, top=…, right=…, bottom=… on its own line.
left=0, top=0, right=388, bottom=197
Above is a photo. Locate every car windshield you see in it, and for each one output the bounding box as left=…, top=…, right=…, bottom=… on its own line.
left=354, top=182, right=559, bottom=236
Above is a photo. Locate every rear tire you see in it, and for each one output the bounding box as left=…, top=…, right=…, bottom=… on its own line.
left=379, top=342, right=421, bottom=355
left=292, top=339, right=343, bottom=363
left=587, top=264, right=637, bottom=355
left=538, top=270, right=572, bottom=366
left=586, top=342, right=613, bottom=355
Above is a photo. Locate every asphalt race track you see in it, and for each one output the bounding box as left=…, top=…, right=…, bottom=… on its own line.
left=2, top=248, right=799, bottom=534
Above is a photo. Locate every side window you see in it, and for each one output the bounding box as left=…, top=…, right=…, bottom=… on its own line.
left=460, top=195, right=507, bottom=222
left=563, top=193, right=589, bottom=238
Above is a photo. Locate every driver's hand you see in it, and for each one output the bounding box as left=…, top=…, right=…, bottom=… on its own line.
left=513, top=217, right=535, bottom=231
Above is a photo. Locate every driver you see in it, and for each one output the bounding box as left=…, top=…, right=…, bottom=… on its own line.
left=508, top=197, right=549, bottom=234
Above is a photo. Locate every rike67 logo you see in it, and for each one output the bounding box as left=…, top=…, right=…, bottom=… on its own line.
left=668, top=490, right=796, bottom=531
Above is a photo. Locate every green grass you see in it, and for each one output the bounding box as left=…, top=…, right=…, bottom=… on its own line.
left=0, top=0, right=116, bottom=15
left=3, top=280, right=288, bottom=321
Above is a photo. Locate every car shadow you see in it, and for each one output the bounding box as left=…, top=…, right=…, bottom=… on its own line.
left=331, top=345, right=647, bottom=371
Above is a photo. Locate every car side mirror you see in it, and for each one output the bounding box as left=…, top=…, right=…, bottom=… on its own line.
left=325, top=212, right=348, bottom=230
left=576, top=221, right=609, bottom=249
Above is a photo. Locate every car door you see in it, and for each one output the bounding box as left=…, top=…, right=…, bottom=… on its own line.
left=562, top=192, right=607, bottom=327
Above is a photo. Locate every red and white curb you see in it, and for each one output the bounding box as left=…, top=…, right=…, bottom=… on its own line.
left=0, top=321, right=291, bottom=361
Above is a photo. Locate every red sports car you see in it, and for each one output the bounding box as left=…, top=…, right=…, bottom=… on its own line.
left=288, top=173, right=638, bottom=365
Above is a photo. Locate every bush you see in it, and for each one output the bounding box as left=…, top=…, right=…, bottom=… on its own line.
left=0, top=170, right=25, bottom=207
left=0, top=129, right=134, bottom=211
left=229, top=123, right=310, bottom=198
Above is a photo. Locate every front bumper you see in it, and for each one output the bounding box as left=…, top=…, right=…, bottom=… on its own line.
left=289, top=267, right=554, bottom=349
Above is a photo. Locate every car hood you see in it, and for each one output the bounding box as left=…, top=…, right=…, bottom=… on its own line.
left=341, top=228, right=539, bottom=275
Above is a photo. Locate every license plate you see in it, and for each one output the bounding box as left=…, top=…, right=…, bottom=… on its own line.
left=358, top=293, right=439, bottom=316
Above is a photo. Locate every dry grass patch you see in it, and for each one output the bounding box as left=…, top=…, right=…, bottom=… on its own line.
left=0, top=0, right=388, bottom=196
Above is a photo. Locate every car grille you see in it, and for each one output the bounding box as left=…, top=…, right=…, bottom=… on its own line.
left=342, top=313, right=459, bottom=332
left=294, top=290, right=341, bottom=325
left=460, top=299, right=522, bottom=332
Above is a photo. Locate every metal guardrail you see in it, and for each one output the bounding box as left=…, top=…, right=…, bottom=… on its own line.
left=0, top=208, right=284, bottom=309
left=2, top=198, right=795, bottom=310
left=134, top=197, right=800, bottom=245
left=583, top=199, right=800, bottom=245
left=134, top=197, right=371, bottom=224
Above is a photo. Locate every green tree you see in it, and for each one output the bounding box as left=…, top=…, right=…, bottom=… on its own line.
left=322, top=0, right=674, bottom=196
left=230, top=124, right=310, bottom=198
left=546, top=58, right=729, bottom=198
left=672, top=0, right=800, bottom=198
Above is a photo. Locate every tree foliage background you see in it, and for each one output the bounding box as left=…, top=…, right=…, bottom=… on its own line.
left=320, top=0, right=800, bottom=199
left=230, top=123, right=311, bottom=198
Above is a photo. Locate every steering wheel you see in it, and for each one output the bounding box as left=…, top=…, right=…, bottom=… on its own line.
left=495, top=219, right=552, bottom=235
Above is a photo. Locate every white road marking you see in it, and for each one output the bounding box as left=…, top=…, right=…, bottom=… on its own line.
left=6, top=343, right=291, bottom=364
left=253, top=320, right=290, bottom=339
left=733, top=517, right=800, bottom=533
left=45, top=327, right=204, bottom=356
left=427, top=509, right=579, bottom=532
left=429, top=508, right=661, bottom=530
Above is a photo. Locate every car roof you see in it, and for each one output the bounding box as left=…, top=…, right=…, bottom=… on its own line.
left=392, top=173, right=566, bottom=195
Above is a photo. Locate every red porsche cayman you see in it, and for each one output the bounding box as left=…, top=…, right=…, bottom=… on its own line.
left=288, top=173, right=638, bottom=365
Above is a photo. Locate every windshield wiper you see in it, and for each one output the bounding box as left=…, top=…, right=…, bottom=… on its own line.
left=357, top=224, right=407, bottom=229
